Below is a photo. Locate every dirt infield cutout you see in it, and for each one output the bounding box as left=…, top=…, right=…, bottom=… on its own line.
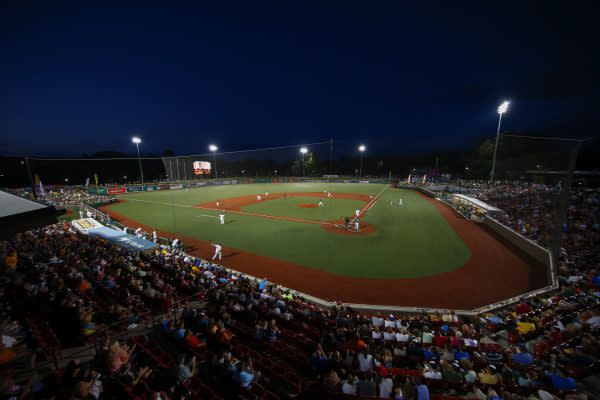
left=298, top=203, right=318, bottom=208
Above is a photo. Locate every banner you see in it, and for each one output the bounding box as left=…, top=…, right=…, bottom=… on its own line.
left=94, top=174, right=99, bottom=186
left=170, top=184, right=183, bottom=190
left=108, top=187, right=127, bottom=194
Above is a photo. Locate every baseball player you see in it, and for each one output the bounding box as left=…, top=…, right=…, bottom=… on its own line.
left=216, top=201, right=220, bottom=207
left=318, top=199, right=324, bottom=207
left=210, top=242, right=222, bottom=260
left=354, top=218, right=360, bottom=232
left=344, top=217, right=351, bottom=230
left=327, top=191, right=333, bottom=198
left=257, top=195, right=262, bottom=201
left=152, top=229, right=158, bottom=243
left=134, top=227, right=142, bottom=237
left=219, top=214, right=225, bottom=224
left=265, top=191, right=269, bottom=196
left=355, top=209, right=360, bottom=217
left=399, top=198, right=403, bottom=206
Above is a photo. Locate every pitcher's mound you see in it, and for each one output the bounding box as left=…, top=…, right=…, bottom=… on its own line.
left=298, top=203, right=319, bottom=208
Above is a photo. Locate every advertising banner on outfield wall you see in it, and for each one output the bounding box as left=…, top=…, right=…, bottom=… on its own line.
left=170, top=184, right=183, bottom=190
left=87, top=188, right=108, bottom=195
left=108, top=187, right=126, bottom=194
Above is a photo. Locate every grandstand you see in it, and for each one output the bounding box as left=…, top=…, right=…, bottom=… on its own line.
left=2, top=151, right=599, bottom=400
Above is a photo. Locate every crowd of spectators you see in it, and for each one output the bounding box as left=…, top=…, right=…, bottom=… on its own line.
left=0, top=179, right=599, bottom=399
left=12, top=186, right=112, bottom=207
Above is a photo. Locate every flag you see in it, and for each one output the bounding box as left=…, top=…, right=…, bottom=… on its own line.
left=422, top=174, right=427, bottom=184
left=85, top=177, right=90, bottom=187
left=94, top=174, right=99, bottom=186
left=407, top=174, right=411, bottom=183
left=38, top=181, right=45, bottom=196
left=34, top=174, right=40, bottom=185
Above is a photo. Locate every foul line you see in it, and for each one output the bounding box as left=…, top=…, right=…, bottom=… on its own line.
left=116, top=196, right=339, bottom=227
left=351, top=184, right=388, bottom=224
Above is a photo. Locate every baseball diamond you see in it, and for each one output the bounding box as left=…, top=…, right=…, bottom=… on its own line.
left=98, top=182, right=546, bottom=309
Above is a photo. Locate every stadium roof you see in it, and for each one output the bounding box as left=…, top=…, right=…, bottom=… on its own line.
left=0, top=190, right=48, bottom=218
left=0, top=190, right=58, bottom=240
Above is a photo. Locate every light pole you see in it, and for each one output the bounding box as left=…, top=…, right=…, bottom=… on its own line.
left=209, top=144, right=218, bottom=179
left=300, top=147, right=308, bottom=177
left=358, top=145, right=366, bottom=178
left=132, top=137, right=144, bottom=184
left=490, top=101, right=509, bottom=182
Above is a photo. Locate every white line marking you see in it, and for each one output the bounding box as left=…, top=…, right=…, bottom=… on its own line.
left=352, top=184, right=388, bottom=223
left=195, top=214, right=219, bottom=219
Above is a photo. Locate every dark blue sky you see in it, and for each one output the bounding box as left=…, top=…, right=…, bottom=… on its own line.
left=1, top=1, right=598, bottom=156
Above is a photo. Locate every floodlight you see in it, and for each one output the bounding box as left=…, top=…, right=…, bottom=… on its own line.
left=497, top=101, right=510, bottom=114
left=300, top=147, right=308, bottom=154
left=358, top=145, right=366, bottom=152
left=132, top=137, right=142, bottom=144
left=209, top=144, right=218, bottom=152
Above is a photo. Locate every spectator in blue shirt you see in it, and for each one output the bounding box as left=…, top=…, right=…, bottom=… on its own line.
left=235, top=362, right=255, bottom=388
left=258, top=277, right=268, bottom=291
left=414, top=378, right=430, bottom=400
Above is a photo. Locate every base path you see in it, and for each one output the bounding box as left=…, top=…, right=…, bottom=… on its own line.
left=99, top=192, right=546, bottom=310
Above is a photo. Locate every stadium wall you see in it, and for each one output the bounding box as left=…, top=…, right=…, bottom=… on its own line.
left=482, top=216, right=555, bottom=285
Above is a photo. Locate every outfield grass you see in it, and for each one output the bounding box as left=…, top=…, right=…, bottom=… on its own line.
left=104, top=183, right=471, bottom=279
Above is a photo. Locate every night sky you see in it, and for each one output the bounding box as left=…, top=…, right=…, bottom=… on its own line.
left=1, top=2, right=598, bottom=157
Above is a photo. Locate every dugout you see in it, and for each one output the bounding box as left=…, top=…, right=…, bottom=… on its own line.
left=450, top=193, right=502, bottom=219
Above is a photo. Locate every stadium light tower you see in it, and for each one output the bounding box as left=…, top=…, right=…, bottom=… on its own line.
left=358, top=145, right=366, bottom=178
left=209, top=144, right=218, bottom=179
left=490, top=100, right=510, bottom=182
left=300, top=147, right=308, bottom=177
left=131, top=137, right=144, bottom=184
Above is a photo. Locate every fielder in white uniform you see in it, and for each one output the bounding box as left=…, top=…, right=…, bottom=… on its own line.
left=211, top=243, right=222, bottom=260
left=216, top=201, right=220, bottom=207
left=219, top=214, right=225, bottom=224
left=265, top=191, right=269, bottom=196
left=257, top=195, right=262, bottom=201
left=327, top=192, right=332, bottom=198
left=399, top=198, right=403, bottom=206
left=319, top=199, right=324, bottom=207
left=355, top=209, right=360, bottom=217
left=152, top=229, right=158, bottom=243
left=354, top=219, right=360, bottom=231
